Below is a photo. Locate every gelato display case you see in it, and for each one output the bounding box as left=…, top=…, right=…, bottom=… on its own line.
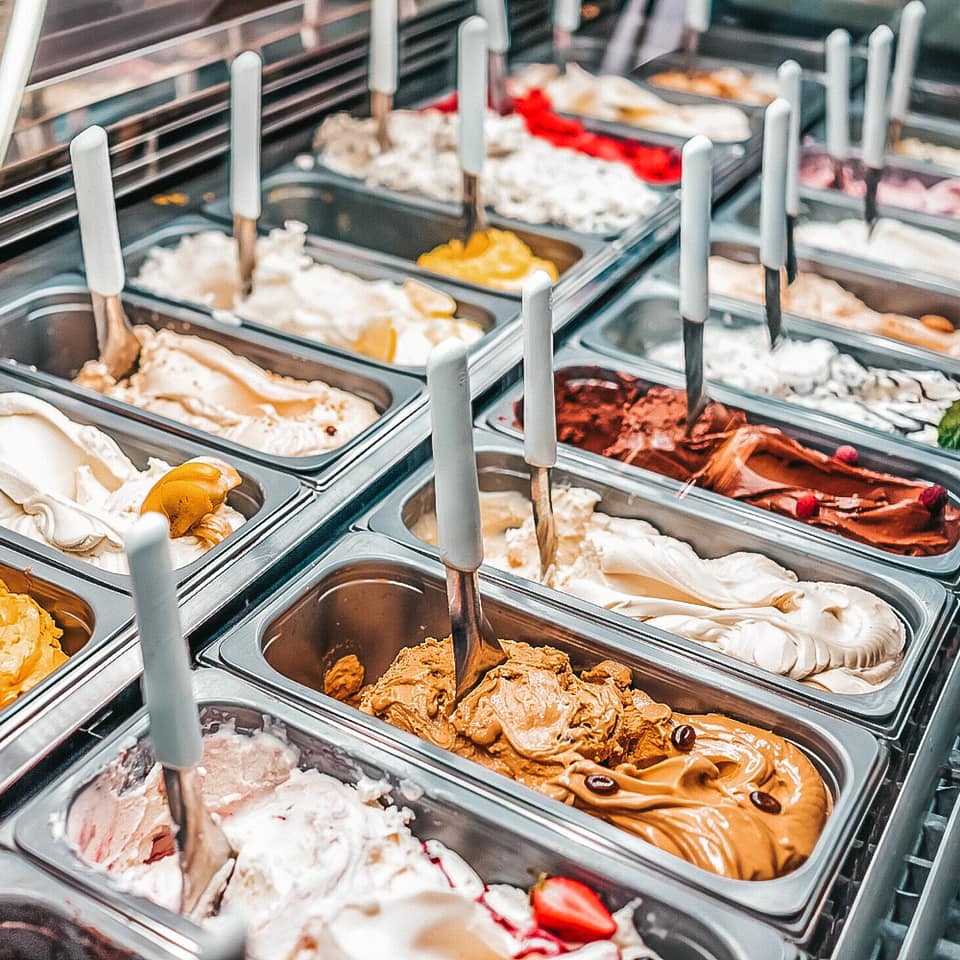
left=0, top=0, right=959, bottom=959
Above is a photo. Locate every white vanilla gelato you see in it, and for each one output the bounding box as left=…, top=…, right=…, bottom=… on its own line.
left=135, top=223, right=484, bottom=366
left=414, top=488, right=905, bottom=694
left=314, top=109, right=662, bottom=235
left=69, top=725, right=659, bottom=960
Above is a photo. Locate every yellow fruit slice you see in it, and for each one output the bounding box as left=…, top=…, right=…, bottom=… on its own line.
left=354, top=318, right=398, bottom=363
left=403, top=279, right=458, bottom=318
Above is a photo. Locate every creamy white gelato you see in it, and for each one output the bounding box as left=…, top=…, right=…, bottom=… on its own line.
left=74, top=326, right=380, bottom=457
left=134, top=222, right=484, bottom=366
left=69, top=724, right=659, bottom=960
left=414, top=488, right=905, bottom=694
left=0, top=393, right=244, bottom=573
left=314, top=109, right=662, bottom=235
left=647, top=325, right=958, bottom=446
left=508, top=63, right=754, bottom=142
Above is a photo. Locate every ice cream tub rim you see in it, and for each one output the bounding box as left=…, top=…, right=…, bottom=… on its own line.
left=117, top=213, right=521, bottom=379
left=363, top=435, right=954, bottom=739
left=209, top=529, right=886, bottom=938
left=0, top=277, right=425, bottom=480
left=481, top=343, right=960, bottom=583
left=13, top=666, right=805, bottom=960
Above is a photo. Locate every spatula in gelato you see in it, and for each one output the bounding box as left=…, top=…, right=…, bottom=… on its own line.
left=0, top=393, right=244, bottom=573
left=69, top=723, right=660, bottom=959
left=647, top=67, right=778, bottom=105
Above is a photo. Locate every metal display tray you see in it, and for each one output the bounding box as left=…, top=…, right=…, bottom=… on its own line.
left=481, top=345, right=960, bottom=582
left=0, top=277, right=424, bottom=480
left=205, top=530, right=886, bottom=939
left=120, top=214, right=520, bottom=379
left=0, top=365, right=301, bottom=594
left=649, top=234, right=960, bottom=371
left=577, top=274, right=960, bottom=460
left=364, top=436, right=955, bottom=738
left=203, top=165, right=650, bottom=301
left=14, top=668, right=805, bottom=960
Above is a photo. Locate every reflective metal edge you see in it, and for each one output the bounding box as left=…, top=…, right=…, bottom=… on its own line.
left=831, top=631, right=960, bottom=960
left=206, top=529, right=886, bottom=939
left=575, top=272, right=960, bottom=463
left=13, top=666, right=805, bottom=960
left=0, top=276, right=426, bottom=482
left=0, top=364, right=303, bottom=594
left=480, top=343, right=960, bottom=582
left=362, top=435, right=955, bottom=738
left=119, top=213, right=520, bottom=379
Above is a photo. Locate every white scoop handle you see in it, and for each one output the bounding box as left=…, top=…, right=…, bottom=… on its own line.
left=777, top=60, right=801, bottom=217
left=428, top=340, right=483, bottom=572
left=759, top=98, right=790, bottom=270
left=685, top=0, right=711, bottom=32
left=0, top=0, right=47, bottom=166
left=522, top=271, right=556, bottom=469
left=862, top=25, right=893, bottom=169
left=125, top=513, right=202, bottom=770
left=891, top=1, right=925, bottom=124
left=70, top=126, right=124, bottom=299
left=554, top=0, right=580, bottom=34
left=679, top=135, right=712, bottom=324
left=369, top=0, right=398, bottom=95
left=825, top=30, right=850, bottom=162
left=230, top=51, right=261, bottom=221
left=458, top=17, right=487, bottom=176
left=478, top=0, right=509, bottom=54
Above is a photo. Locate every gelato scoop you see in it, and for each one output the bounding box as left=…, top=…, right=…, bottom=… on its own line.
left=708, top=256, right=960, bottom=357
left=70, top=723, right=659, bottom=959
left=508, top=63, right=754, bottom=142
left=0, top=393, right=244, bottom=573
left=532, top=373, right=960, bottom=557
left=74, top=326, right=380, bottom=457
left=646, top=324, right=959, bottom=448
left=134, top=222, right=484, bottom=366
left=412, top=487, right=906, bottom=694
left=895, top=137, right=960, bottom=173
left=314, top=109, right=663, bottom=235
left=332, top=638, right=831, bottom=881
left=647, top=67, right=778, bottom=105
left=0, top=578, right=67, bottom=709
left=417, top=229, right=559, bottom=292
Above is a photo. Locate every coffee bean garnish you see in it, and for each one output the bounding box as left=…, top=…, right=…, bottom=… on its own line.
left=585, top=774, right=618, bottom=795
left=671, top=724, right=696, bottom=751
left=749, top=790, right=782, bottom=814
left=325, top=424, right=338, bottom=436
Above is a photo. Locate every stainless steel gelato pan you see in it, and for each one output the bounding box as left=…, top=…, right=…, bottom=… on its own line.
left=14, top=667, right=804, bottom=960
left=0, top=278, right=424, bottom=480
left=209, top=530, right=885, bottom=939
left=365, top=437, right=954, bottom=738
left=481, top=345, right=960, bottom=582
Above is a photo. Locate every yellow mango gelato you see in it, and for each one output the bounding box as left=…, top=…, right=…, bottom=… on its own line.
left=0, top=579, right=67, bottom=709
left=417, top=229, right=559, bottom=292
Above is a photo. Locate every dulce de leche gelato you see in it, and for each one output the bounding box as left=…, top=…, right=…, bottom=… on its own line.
left=330, top=638, right=831, bottom=881
left=647, top=67, right=778, bottom=106
left=530, top=373, right=960, bottom=557
left=74, top=326, right=380, bottom=457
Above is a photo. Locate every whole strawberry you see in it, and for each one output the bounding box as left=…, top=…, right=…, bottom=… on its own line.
left=919, top=484, right=949, bottom=515
left=530, top=875, right=617, bottom=943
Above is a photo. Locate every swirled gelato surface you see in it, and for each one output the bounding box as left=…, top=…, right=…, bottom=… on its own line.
left=335, top=638, right=830, bottom=880
left=647, top=67, right=778, bottom=105
left=74, top=326, right=380, bottom=457
left=417, top=229, right=559, bottom=292
left=895, top=137, right=960, bottom=172
left=709, top=256, right=960, bottom=356
left=412, top=487, right=905, bottom=694
left=536, top=373, right=960, bottom=557
left=508, top=64, right=753, bottom=142
left=314, top=109, right=662, bottom=234
left=0, top=393, right=244, bottom=573
left=0, top=578, right=67, bottom=709
left=134, top=222, right=483, bottom=366
left=646, top=324, right=959, bottom=447
left=69, top=724, right=658, bottom=959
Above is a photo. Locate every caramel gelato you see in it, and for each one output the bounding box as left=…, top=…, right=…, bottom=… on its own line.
left=74, top=327, right=380, bottom=457
left=417, top=229, right=559, bottom=293
left=0, top=578, right=67, bottom=709
left=895, top=137, right=960, bottom=172
left=331, top=638, right=830, bottom=881
left=647, top=67, right=778, bottom=105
